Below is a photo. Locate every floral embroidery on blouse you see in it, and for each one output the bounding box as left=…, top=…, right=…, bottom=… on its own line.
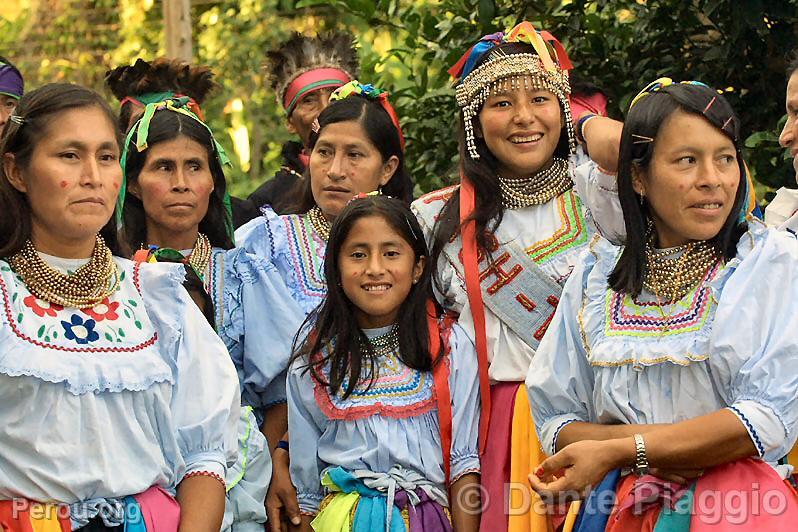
left=61, top=314, right=100, bottom=344
left=24, top=295, right=63, bottom=317
left=81, top=297, right=120, bottom=322
left=1, top=263, right=157, bottom=350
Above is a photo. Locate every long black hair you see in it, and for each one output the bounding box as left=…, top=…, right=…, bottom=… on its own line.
left=292, top=195, right=441, bottom=398
left=429, top=41, right=572, bottom=294
left=0, top=83, right=123, bottom=257
left=608, top=83, right=748, bottom=296
left=119, top=109, right=234, bottom=252
left=280, top=95, right=414, bottom=214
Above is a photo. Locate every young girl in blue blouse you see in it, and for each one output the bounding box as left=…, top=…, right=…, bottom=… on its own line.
left=287, top=195, right=481, bottom=531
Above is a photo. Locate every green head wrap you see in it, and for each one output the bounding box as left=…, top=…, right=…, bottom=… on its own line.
left=117, top=96, right=235, bottom=243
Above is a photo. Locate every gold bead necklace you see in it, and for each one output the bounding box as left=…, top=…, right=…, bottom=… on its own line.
left=498, top=157, right=572, bottom=209
left=7, top=235, right=120, bottom=308
left=643, top=232, right=720, bottom=304
left=186, top=233, right=212, bottom=276
left=307, top=206, right=332, bottom=241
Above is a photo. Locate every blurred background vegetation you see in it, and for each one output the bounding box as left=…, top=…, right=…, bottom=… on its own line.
left=2, top=0, right=797, bottom=201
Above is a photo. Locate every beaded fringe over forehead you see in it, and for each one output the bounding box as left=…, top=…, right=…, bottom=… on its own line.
left=456, top=52, right=576, bottom=160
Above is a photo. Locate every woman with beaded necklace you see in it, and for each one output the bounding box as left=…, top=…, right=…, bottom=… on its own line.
left=235, top=80, right=413, bottom=530
left=110, top=58, right=308, bottom=530
left=527, top=80, right=798, bottom=530
left=0, top=83, right=239, bottom=530
left=412, top=22, right=621, bottom=530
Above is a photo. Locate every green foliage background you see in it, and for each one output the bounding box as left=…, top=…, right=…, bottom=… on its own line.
left=2, top=0, right=797, bottom=201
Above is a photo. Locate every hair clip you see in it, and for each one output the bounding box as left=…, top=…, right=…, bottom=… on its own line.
left=721, top=117, right=733, bottom=130
left=346, top=190, right=381, bottom=206
left=703, top=96, right=716, bottom=114
left=311, top=119, right=320, bottom=133
left=8, top=115, right=24, bottom=125
left=632, top=134, right=654, bottom=144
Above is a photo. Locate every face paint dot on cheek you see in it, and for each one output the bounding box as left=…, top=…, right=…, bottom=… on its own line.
left=60, top=181, right=68, bottom=188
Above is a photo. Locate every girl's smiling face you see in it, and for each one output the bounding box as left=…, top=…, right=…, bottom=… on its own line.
left=338, top=214, right=424, bottom=329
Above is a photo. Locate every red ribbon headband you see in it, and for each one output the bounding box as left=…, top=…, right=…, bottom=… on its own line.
left=283, top=68, right=352, bottom=115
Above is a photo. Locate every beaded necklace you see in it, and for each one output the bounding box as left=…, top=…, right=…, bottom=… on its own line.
left=307, top=206, right=332, bottom=241
left=186, top=233, right=212, bottom=275
left=643, top=233, right=720, bottom=304
left=7, top=235, right=120, bottom=308
left=362, top=325, right=400, bottom=357
left=498, top=157, right=572, bottom=209
left=141, top=232, right=212, bottom=279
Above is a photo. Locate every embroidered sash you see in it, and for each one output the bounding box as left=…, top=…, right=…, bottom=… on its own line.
left=445, top=221, right=564, bottom=352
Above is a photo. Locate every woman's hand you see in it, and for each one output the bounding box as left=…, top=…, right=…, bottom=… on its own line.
left=528, top=439, right=633, bottom=503
left=267, top=448, right=301, bottom=532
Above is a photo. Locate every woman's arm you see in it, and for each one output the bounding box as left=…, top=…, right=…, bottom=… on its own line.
left=450, top=472, right=481, bottom=532
left=581, top=115, right=623, bottom=173
left=261, top=403, right=288, bottom=453
left=530, top=409, right=756, bottom=497
left=555, top=421, right=669, bottom=450
left=177, top=475, right=226, bottom=532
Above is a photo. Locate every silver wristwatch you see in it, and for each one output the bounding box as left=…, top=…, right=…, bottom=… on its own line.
left=633, top=433, right=649, bottom=476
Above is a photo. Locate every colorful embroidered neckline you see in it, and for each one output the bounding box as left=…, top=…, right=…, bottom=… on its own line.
left=525, top=190, right=587, bottom=264
left=0, top=262, right=158, bottom=352
left=313, top=348, right=436, bottom=421
left=604, top=262, right=720, bottom=338
left=282, top=214, right=327, bottom=299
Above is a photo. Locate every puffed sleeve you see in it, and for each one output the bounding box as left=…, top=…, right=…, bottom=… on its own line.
left=709, top=227, right=798, bottom=462
left=174, top=294, right=240, bottom=480
left=140, top=263, right=240, bottom=480
left=234, top=210, right=278, bottom=259
left=140, top=264, right=240, bottom=483
left=213, top=248, right=304, bottom=417
left=570, top=146, right=625, bottom=245
left=446, top=322, right=481, bottom=482
left=525, top=252, right=596, bottom=455
left=287, top=359, right=328, bottom=515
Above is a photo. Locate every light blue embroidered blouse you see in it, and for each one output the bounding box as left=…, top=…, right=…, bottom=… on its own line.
left=207, top=246, right=305, bottom=416
left=526, top=221, right=798, bottom=463
left=287, top=323, right=482, bottom=514
left=0, top=257, right=240, bottom=506
left=235, top=206, right=328, bottom=315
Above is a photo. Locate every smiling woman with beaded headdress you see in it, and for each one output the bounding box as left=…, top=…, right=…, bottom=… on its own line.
left=0, top=83, right=239, bottom=530
left=108, top=58, right=306, bottom=531
left=526, top=78, right=798, bottom=530
left=411, top=21, right=625, bottom=529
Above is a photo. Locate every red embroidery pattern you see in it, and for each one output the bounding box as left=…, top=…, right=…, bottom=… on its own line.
left=0, top=264, right=158, bottom=353
left=419, top=185, right=458, bottom=205
left=533, top=295, right=560, bottom=341
left=516, top=293, right=536, bottom=312
left=182, top=470, right=225, bottom=489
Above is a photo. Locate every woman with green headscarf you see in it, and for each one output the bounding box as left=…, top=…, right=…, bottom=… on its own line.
left=114, top=70, right=304, bottom=530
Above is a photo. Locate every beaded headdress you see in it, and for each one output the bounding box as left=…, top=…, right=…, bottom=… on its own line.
left=117, top=97, right=235, bottom=241
left=450, top=22, right=576, bottom=160
left=266, top=32, right=359, bottom=116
